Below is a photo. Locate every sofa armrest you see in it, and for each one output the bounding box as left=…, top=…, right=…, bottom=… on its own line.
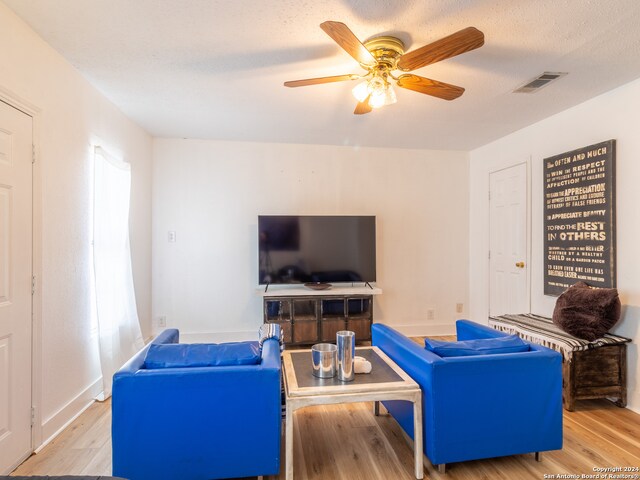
left=260, top=336, right=281, bottom=368
left=371, top=323, right=442, bottom=424
left=456, top=319, right=506, bottom=340
left=117, top=328, right=179, bottom=374
left=372, top=323, right=443, bottom=381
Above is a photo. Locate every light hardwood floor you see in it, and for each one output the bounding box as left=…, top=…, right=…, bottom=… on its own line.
left=12, top=337, right=640, bottom=479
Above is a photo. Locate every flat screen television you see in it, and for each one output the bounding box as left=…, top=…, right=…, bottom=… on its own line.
left=258, top=215, right=376, bottom=285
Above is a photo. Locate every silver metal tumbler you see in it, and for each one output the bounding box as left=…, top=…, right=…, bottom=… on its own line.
left=311, top=343, right=337, bottom=378
left=336, top=330, right=355, bottom=382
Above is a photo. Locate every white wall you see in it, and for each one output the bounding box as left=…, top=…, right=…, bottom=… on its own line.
left=469, top=78, right=640, bottom=413
left=153, top=139, right=469, bottom=340
left=0, top=4, right=152, bottom=445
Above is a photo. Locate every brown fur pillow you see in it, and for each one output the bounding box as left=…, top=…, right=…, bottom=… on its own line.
left=552, top=281, right=621, bottom=341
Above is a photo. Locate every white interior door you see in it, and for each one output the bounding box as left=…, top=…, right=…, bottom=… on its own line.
left=0, top=100, right=33, bottom=474
left=489, top=163, right=529, bottom=316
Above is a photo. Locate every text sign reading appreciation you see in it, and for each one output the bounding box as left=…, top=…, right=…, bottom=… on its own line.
left=543, top=140, right=616, bottom=296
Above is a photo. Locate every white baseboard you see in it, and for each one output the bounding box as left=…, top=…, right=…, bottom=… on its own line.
left=179, top=324, right=457, bottom=343
left=626, top=386, right=639, bottom=415
left=37, top=376, right=103, bottom=452
left=1, top=451, right=32, bottom=475
left=177, top=325, right=458, bottom=343
left=390, top=323, right=456, bottom=337
left=179, top=331, right=258, bottom=343
left=173, top=325, right=456, bottom=343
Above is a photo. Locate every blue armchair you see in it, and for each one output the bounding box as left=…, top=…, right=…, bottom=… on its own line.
left=372, top=320, right=563, bottom=471
left=112, top=329, right=282, bottom=480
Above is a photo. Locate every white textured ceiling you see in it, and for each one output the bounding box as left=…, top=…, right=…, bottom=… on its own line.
left=5, top=0, right=640, bottom=150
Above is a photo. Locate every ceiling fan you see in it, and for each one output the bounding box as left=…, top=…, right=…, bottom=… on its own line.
left=284, top=21, right=484, bottom=114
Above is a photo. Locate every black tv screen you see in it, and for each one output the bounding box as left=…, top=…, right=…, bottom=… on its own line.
left=258, top=215, right=376, bottom=285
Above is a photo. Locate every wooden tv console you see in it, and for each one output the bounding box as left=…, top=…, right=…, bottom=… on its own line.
left=259, top=286, right=382, bottom=346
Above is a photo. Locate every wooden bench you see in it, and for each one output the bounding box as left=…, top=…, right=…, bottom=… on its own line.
left=489, top=313, right=630, bottom=411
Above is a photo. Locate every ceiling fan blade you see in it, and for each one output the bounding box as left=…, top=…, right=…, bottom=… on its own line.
left=396, top=74, right=465, bottom=100
left=284, top=74, right=359, bottom=87
left=397, top=27, right=484, bottom=71
left=320, top=21, right=377, bottom=67
left=354, top=95, right=373, bottom=115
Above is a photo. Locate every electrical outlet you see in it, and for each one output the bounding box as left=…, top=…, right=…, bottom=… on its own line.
left=168, top=231, right=176, bottom=243
left=456, top=303, right=464, bottom=313
left=426, top=309, right=435, bottom=321
left=158, top=316, right=167, bottom=327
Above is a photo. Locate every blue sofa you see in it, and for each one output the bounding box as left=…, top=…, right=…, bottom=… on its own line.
left=372, top=320, right=563, bottom=471
left=112, top=329, right=282, bottom=480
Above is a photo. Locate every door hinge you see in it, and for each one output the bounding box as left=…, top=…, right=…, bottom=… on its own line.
left=32, top=144, right=36, bottom=164
left=488, top=250, right=491, bottom=260
left=488, top=190, right=491, bottom=200
left=31, top=276, right=36, bottom=295
left=31, top=407, right=36, bottom=426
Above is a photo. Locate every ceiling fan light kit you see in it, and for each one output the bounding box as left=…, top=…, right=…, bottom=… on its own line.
left=284, top=21, right=484, bottom=115
left=350, top=35, right=403, bottom=111
left=352, top=77, right=397, bottom=109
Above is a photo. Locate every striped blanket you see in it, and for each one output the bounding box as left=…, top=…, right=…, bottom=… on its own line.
left=488, top=313, right=630, bottom=361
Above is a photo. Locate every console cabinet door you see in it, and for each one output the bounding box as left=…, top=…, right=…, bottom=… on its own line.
left=264, top=299, right=292, bottom=343
left=347, top=297, right=372, bottom=341
left=320, top=298, right=346, bottom=342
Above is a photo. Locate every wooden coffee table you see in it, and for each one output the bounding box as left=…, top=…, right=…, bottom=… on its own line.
left=282, top=346, right=423, bottom=479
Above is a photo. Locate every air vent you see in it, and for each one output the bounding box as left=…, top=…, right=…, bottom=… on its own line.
left=513, top=72, right=567, bottom=93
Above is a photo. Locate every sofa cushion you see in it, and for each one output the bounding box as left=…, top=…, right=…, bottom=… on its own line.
left=143, top=341, right=261, bottom=369
left=425, top=335, right=530, bottom=357
left=552, top=281, right=621, bottom=341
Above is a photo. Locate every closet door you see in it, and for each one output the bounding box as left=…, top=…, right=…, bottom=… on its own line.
left=0, top=99, right=33, bottom=474
left=489, top=163, right=529, bottom=316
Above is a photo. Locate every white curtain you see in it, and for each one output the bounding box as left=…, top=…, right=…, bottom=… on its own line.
left=93, top=146, right=144, bottom=399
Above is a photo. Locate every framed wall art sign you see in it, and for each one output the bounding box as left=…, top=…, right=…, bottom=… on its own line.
left=543, top=140, right=616, bottom=296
